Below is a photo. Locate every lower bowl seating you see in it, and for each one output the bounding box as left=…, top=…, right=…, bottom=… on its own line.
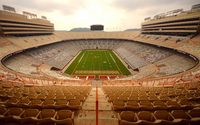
left=0, top=85, right=91, bottom=125
left=118, top=110, right=200, bottom=125
left=103, top=85, right=200, bottom=125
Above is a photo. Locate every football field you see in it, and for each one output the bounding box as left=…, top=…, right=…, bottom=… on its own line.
left=65, top=50, right=131, bottom=76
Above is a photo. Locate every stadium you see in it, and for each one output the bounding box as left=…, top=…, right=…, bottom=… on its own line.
left=0, top=3, right=200, bottom=125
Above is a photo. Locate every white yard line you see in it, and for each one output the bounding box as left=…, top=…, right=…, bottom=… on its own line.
left=109, top=53, right=116, bottom=63
left=104, top=51, right=112, bottom=70
left=72, top=52, right=85, bottom=75
left=109, top=52, right=122, bottom=75
left=62, top=51, right=81, bottom=73
left=79, top=52, right=85, bottom=63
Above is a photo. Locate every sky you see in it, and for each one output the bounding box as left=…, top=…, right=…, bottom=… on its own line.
left=0, top=0, right=199, bottom=31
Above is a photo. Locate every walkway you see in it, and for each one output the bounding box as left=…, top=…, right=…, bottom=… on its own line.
left=74, top=80, right=118, bottom=125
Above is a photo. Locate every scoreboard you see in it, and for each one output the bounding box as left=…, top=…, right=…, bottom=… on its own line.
left=90, top=25, right=104, bottom=31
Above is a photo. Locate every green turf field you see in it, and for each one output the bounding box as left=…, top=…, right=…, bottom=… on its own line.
left=65, top=50, right=131, bottom=76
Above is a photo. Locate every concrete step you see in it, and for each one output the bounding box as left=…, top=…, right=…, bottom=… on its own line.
left=75, top=83, right=118, bottom=125
left=75, top=111, right=118, bottom=125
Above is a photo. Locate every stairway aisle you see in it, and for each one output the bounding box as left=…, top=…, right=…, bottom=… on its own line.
left=98, top=88, right=118, bottom=125
left=74, top=80, right=118, bottom=125
left=75, top=87, right=96, bottom=125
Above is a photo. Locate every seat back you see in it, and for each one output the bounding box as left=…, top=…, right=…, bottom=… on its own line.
left=127, top=101, right=138, bottom=106
left=138, top=111, right=155, bottom=122
left=153, top=101, right=166, bottom=106
left=113, top=100, right=124, bottom=106
left=57, top=110, right=73, bottom=120
left=40, top=109, right=56, bottom=119
left=6, top=108, right=23, bottom=116
left=22, top=109, right=40, bottom=118
left=171, top=110, right=191, bottom=119
left=166, top=101, right=180, bottom=106
left=120, top=111, right=137, bottom=122
left=31, top=99, right=42, bottom=105
left=0, top=107, right=7, bottom=115
left=154, top=110, right=173, bottom=121
left=69, top=99, right=81, bottom=106
left=43, top=100, right=55, bottom=105
left=56, top=100, right=68, bottom=105
left=18, top=98, right=30, bottom=104
left=188, top=109, right=200, bottom=118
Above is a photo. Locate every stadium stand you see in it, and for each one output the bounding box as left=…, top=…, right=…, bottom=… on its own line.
left=104, top=84, right=200, bottom=124
left=0, top=9, right=54, bottom=36
left=141, top=5, right=200, bottom=36
left=0, top=83, right=91, bottom=124
left=2, top=39, right=197, bottom=79
left=0, top=4, right=200, bottom=125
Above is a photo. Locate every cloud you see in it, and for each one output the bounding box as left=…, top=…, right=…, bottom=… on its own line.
left=0, top=0, right=86, bottom=15
left=111, top=0, right=200, bottom=29
left=0, top=0, right=199, bottom=31
left=113, top=0, right=199, bottom=12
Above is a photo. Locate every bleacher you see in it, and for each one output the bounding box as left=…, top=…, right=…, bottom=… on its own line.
left=0, top=3, right=200, bottom=124
left=103, top=82, right=200, bottom=125
left=0, top=81, right=91, bottom=125
left=0, top=33, right=200, bottom=125
left=2, top=39, right=197, bottom=79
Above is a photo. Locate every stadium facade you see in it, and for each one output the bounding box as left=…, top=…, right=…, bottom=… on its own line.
left=141, top=5, right=200, bottom=36
left=0, top=4, right=200, bottom=125
left=0, top=6, right=54, bottom=36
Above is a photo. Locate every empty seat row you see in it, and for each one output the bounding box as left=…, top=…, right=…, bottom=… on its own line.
left=103, top=85, right=200, bottom=111
left=0, top=107, right=74, bottom=125
left=1, top=86, right=88, bottom=96
left=2, top=98, right=83, bottom=110
left=118, top=109, right=200, bottom=125
left=112, top=100, right=197, bottom=111
left=0, top=85, right=91, bottom=96
left=107, top=91, right=200, bottom=101
left=0, top=85, right=91, bottom=110
left=104, top=86, right=200, bottom=98
left=2, top=92, right=86, bottom=101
